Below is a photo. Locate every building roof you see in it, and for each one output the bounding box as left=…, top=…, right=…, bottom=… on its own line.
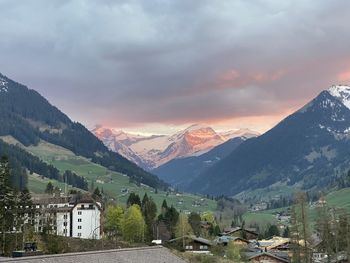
left=168, top=235, right=212, bottom=246
left=258, top=237, right=290, bottom=250
left=192, top=237, right=212, bottom=246
left=247, top=252, right=290, bottom=263
left=55, top=207, right=73, bottom=213
left=222, top=227, right=258, bottom=236
left=0, top=246, right=186, bottom=263
left=215, top=236, right=250, bottom=244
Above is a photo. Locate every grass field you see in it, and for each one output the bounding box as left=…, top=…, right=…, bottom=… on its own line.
left=27, top=173, right=81, bottom=193
left=243, top=211, right=277, bottom=225
left=243, top=187, right=350, bottom=231
left=325, top=187, right=350, bottom=211
left=24, top=140, right=217, bottom=213
left=234, top=183, right=299, bottom=204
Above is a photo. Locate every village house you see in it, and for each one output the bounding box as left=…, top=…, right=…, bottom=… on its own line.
left=222, top=227, right=259, bottom=240
left=251, top=202, right=268, bottom=211
left=257, top=237, right=291, bottom=252
left=215, top=236, right=250, bottom=247
left=247, top=251, right=290, bottom=263
left=167, top=235, right=212, bottom=254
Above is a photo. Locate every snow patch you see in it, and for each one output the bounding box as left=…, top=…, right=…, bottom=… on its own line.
left=328, top=85, right=350, bottom=110
left=0, top=77, right=8, bottom=93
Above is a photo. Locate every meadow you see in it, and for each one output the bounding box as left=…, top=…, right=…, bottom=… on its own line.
left=26, top=141, right=217, bottom=213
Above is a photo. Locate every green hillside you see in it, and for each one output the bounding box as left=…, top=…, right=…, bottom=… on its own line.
left=0, top=72, right=166, bottom=190
left=19, top=138, right=216, bottom=213
left=324, top=187, right=350, bottom=210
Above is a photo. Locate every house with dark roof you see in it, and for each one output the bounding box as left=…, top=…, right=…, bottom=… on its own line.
left=215, top=236, right=250, bottom=246
left=167, top=235, right=212, bottom=253
left=222, top=227, right=259, bottom=240
left=247, top=251, right=290, bottom=263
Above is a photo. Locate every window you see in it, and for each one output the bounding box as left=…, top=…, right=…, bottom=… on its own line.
left=185, top=246, right=193, bottom=250
left=63, top=222, right=67, bottom=226
left=63, top=215, right=68, bottom=219
left=78, top=218, right=82, bottom=222
left=89, top=204, right=93, bottom=209
left=78, top=211, right=82, bottom=215
left=200, top=245, right=208, bottom=250
left=78, top=233, right=82, bottom=237
left=78, top=226, right=82, bottom=229
left=63, top=229, right=67, bottom=233
left=81, top=205, right=85, bottom=209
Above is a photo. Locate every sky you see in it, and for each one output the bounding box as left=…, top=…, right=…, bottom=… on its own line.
left=1, top=0, right=350, bottom=135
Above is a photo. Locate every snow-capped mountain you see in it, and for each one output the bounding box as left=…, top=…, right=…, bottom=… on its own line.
left=188, top=85, right=350, bottom=196
left=92, top=124, right=260, bottom=170
left=328, top=85, right=350, bottom=110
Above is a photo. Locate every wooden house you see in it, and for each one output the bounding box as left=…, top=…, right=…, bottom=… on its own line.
left=222, top=227, right=259, bottom=240
left=167, top=235, right=212, bottom=253
left=248, top=252, right=290, bottom=263
left=215, top=236, right=250, bottom=247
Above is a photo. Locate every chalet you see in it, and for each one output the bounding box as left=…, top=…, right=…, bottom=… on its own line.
left=247, top=252, right=290, bottom=263
left=222, top=227, right=259, bottom=240
left=167, top=235, right=212, bottom=253
left=258, top=237, right=290, bottom=251
left=215, top=236, right=250, bottom=246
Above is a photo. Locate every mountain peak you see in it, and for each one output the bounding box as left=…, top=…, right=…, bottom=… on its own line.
left=328, top=85, right=350, bottom=109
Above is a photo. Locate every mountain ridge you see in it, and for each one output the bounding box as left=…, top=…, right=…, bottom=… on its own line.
left=153, top=137, right=246, bottom=190
left=0, top=72, right=167, bottom=189
left=187, top=86, right=350, bottom=196
left=92, top=124, right=259, bottom=170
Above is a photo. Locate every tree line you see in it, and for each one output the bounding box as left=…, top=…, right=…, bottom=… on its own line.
left=0, top=142, right=88, bottom=190
left=290, top=192, right=350, bottom=263
left=104, top=192, right=221, bottom=245
left=0, top=156, right=36, bottom=256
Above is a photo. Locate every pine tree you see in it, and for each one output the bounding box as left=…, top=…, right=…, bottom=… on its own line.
left=283, top=226, right=290, bottom=238
left=265, top=224, right=280, bottom=238
left=93, top=187, right=102, bottom=200
left=188, top=212, right=201, bottom=236
left=0, top=156, right=15, bottom=255
left=141, top=194, right=157, bottom=241
left=126, top=193, right=141, bottom=208
left=45, top=182, right=54, bottom=194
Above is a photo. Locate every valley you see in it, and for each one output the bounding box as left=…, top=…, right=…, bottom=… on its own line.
left=23, top=139, right=216, bottom=213
left=2, top=2, right=350, bottom=262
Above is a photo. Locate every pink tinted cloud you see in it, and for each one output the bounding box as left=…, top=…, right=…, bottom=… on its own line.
left=337, top=70, right=350, bottom=82
left=217, top=69, right=286, bottom=89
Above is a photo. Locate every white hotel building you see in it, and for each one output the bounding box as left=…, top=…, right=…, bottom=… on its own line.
left=35, top=196, right=102, bottom=239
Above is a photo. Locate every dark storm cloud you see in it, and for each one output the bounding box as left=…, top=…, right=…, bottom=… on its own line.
left=1, top=0, right=350, bottom=128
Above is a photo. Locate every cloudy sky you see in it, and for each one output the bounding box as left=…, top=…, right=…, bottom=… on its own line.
left=1, top=0, right=350, bottom=134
